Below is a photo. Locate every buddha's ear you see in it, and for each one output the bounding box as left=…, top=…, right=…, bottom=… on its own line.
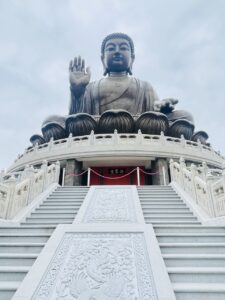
left=101, top=55, right=108, bottom=76
left=128, top=54, right=135, bottom=75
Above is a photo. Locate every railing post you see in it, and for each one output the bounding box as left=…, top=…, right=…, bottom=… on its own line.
left=190, top=164, right=198, bottom=203
left=137, top=167, right=140, bottom=186
left=162, top=166, right=166, bottom=186
left=87, top=168, right=91, bottom=187
left=62, top=168, right=65, bottom=187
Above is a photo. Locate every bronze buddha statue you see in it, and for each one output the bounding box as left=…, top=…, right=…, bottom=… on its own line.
left=32, top=33, right=208, bottom=145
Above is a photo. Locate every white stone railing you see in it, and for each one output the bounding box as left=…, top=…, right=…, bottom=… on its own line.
left=8, top=131, right=224, bottom=172
left=170, top=158, right=225, bottom=217
left=0, top=161, right=60, bottom=219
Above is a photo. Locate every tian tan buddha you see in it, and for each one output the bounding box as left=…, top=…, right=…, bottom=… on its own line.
left=30, top=33, right=209, bottom=146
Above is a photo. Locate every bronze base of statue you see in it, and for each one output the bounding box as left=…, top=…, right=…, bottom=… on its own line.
left=42, top=123, right=67, bottom=142
left=32, top=110, right=203, bottom=145
left=66, top=113, right=97, bottom=137
left=98, top=110, right=134, bottom=134
left=168, top=119, right=195, bottom=140
left=135, top=112, right=169, bottom=135
left=191, top=131, right=209, bottom=145
left=30, top=134, right=45, bottom=146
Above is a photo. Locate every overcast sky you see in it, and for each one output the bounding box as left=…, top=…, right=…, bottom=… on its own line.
left=0, top=0, right=225, bottom=170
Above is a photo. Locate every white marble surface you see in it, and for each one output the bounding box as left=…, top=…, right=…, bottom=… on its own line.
left=74, top=185, right=145, bottom=224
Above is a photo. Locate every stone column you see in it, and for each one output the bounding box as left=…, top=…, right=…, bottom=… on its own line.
left=152, top=158, right=169, bottom=185
left=64, top=159, right=82, bottom=186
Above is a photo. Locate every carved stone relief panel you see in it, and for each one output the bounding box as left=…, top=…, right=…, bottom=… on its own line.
left=33, top=232, right=158, bottom=300
left=82, top=187, right=138, bottom=223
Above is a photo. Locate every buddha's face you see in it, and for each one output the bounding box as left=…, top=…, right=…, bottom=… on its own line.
left=102, top=38, right=134, bottom=73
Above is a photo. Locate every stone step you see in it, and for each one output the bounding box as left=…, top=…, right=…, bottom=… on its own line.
left=139, top=195, right=180, bottom=199
left=163, top=254, right=225, bottom=267
left=0, top=266, right=29, bottom=281
left=141, top=201, right=183, bottom=206
left=51, top=192, right=87, bottom=195
left=0, top=243, right=44, bottom=253
left=153, top=225, right=225, bottom=234
left=173, top=282, right=225, bottom=300
left=138, top=191, right=175, bottom=193
left=140, top=198, right=182, bottom=201
left=142, top=208, right=190, bottom=213
left=144, top=212, right=193, bottom=217
left=39, top=204, right=81, bottom=208
left=24, top=218, right=74, bottom=224
left=157, top=233, right=225, bottom=243
left=168, top=267, right=225, bottom=283
left=30, top=212, right=76, bottom=218
left=160, top=243, right=225, bottom=254
left=0, top=233, right=50, bottom=243
left=47, top=197, right=85, bottom=200
left=0, top=226, right=55, bottom=234
left=47, top=195, right=85, bottom=198
left=147, top=221, right=201, bottom=225
left=21, top=222, right=63, bottom=226
left=55, top=187, right=89, bottom=190
left=44, top=199, right=83, bottom=203
left=141, top=204, right=187, bottom=208
left=0, top=254, right=38, bottom=266
left=55, top=190, right=88, bottom=192
left=42, top=203, right=82, bottom=207
left=137, top=186, right=173, bottom=189
left=144, top=216, right=197, bottom=222
left=0, top=281, right=20, bottom=300
left=35, top=208, right=79, bottom=213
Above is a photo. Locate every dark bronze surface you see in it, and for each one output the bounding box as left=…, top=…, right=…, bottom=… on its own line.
left=30, top=134, right=45, bottom=146
left=135, top=112, right=169, bottom=135
left=191, top=131, right=209, bottom=144
left=169, top=119, right=195, bottom=140
left=98, top=109, right=134, bottom=133
left=66, top=113, right=97, bottom=136
left=30, top=33, right=209, bottom=143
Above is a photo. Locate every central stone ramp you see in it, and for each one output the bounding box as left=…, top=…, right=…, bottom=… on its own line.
left=0, top=186, right=89, bottom=300
left=12, top=186, right=175, bottom=300
left=137, top=185, right=225, bottom=300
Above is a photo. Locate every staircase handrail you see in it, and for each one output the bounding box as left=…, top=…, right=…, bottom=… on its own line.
left=0, top=161, right=60, bottom=219
left=170, top=158, right=225, bottom=218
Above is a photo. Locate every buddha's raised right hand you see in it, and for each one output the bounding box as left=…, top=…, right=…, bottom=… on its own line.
left=69, top=56, right=91, bottom=97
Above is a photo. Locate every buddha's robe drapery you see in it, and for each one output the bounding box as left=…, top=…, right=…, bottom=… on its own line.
left=69, top=77, right=159, bottom=116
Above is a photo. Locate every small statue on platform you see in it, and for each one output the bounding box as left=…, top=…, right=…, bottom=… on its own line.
left=31, top=33, right=208, bottom=145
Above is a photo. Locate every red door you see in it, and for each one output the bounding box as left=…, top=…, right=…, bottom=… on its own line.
left=90, top=166, right=145, bottom=185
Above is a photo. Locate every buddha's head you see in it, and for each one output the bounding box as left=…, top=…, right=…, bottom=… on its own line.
left=101, top=33, right=135, bottom=76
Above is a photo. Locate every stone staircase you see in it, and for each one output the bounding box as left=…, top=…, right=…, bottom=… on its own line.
left=137, top=185, right=225, bottom=300
left=0, top=186, right=89, bottom=300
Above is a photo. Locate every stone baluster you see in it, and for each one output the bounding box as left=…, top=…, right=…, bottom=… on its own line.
left=41, top=160, right=48, bottom=191
left=67, top=133, right=73, bottom=148
left=89, top=130, right=95, bottom=145
left=190, top=164, right=198, bottom=203
left=137, top=129, right=143, bottom=144
left=201, top=161, right=208, bottom=181
left=55, top=161, right=60, bottom=183
left=179, top=157, right=186, bottom=188
left=113, top=129, right=119, bottom=145
left=4, top=175, right=17, bottom=219
left=160, top=131, right=166, bottom=145
left=180, top=135, right=186, bottom=147
left=169, top=159, right=174, bottom=181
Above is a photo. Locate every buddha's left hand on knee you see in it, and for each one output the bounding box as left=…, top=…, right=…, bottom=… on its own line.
left=154, top=98, right=179, bottom=114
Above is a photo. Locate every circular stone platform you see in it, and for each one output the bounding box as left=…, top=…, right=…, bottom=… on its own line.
left=8, top=132, right=224, bottom=172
